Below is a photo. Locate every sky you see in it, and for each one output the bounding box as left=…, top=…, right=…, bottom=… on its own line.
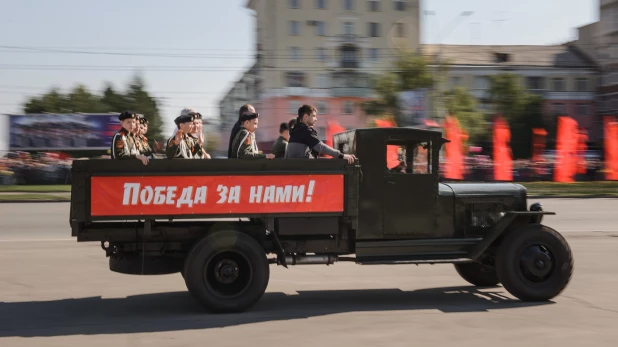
left=0, top=0, right=598, bottom=152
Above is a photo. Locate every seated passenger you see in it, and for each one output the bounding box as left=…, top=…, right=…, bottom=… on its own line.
left=137, top=116, right=154, bottom=158
left=166, top=112, right=200, bottom=159
left=187, top=109, right=211, bottom=159
left=284, top=104, right=356, bottom=164
left=270, top=121, right=290, bottom=158
left=111, top=111, right=149, bottom=165
left=231, top=112, right=274, bottom=159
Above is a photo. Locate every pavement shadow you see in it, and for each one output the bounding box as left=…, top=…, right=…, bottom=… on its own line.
left=0, top=286, right=553, bottom=337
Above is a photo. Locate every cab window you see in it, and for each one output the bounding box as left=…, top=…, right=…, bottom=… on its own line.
left=385, top=140, right=432, bottom=174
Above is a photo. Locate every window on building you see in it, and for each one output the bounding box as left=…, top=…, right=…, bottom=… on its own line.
left=315, top=73, right=330, bottom=88
left=290, top=21, right=300, bottom=35
left=344, top=100, right=354, bottom=114
left=289, top=100, right=301, bottom=114
left=341, top=47, right=358, bottom=67
left=394, top=0, right=406, bottom=11
left=290, top=0, right=300, bottom=8
left=369, top=48, right=379, bottom=62
left=316, top=100, right=328, bottom=114
left=576, top=104, right=589, bottom=117
left=316, top=0, right=326, bottom=9
left=286, top=72, right=306, bottom=87
left=552, top=78, right=565, bottom=92
left=552, top=103, right=566, bottom=115
left=343, top=0, right=353, bottom=10
left=474, top=76, right=490, bottom=89
left=450, top=76, right=461, bottom=87
left=315, top=21, right=326, bottom=36
left=526, top=76, right=544, bottom=90
left=395, top=23, right=405, bottom=37
left=316, top=47, right=327, bottom=61
left=613, top=7, right=618, bottom=30
left=368, top=0, right=379, bottom=11
left=289, top=46, right=300, bottom=61
left=369, top=22, right=380, bottom=37
left=343, top=21, right=354, bottom=35
left=576, top=78, right=588, bottom=91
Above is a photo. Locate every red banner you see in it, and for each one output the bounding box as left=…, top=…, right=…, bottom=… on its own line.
left=493, top=116, right=513, bottom=181
left=443, top=115, right=468, bottom=180
left=605, top=116, right=618, bottom=181
left=90, top=174, right=344, bottom=217
left=554, top=116, right=579, bottom=182
left=374, top=119, right=400, bottom=169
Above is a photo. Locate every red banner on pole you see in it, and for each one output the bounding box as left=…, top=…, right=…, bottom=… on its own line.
left=90, top=174, right=344, bottom=217
left=493, top=116, right=513, bottom=181
left=443, top=115, right=467, bottom=180
left=554, top=116, right=579, bottom=182
left=605, top=116, right=618, bottom=181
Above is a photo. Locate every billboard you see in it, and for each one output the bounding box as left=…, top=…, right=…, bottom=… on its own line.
left=8, top=113, right=121, bottom=150
left=398, top=89, right=428, bottom=127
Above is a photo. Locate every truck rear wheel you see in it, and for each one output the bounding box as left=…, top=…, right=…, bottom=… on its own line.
left=183, top=230, right=270, bottom=313
left=495, top=224, right=573, bottom=301
left=454, top=262, right=499, bottom=287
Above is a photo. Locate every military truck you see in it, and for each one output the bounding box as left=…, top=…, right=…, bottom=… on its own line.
left=69, top=127, right=573, bottom=313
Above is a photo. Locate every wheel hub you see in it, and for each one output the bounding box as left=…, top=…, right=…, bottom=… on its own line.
left=520, top=245, right=554, bottom=281
left=215, top=260, right=239, bottom=284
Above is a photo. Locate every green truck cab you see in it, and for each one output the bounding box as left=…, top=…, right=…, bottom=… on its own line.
left=69, top=127, right=573, bottom=313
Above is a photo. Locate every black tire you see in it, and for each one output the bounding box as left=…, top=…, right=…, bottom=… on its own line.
left=109, top=254, right=183, bottom=275
left=183, top=230, right=270, bottom=313
left=454, top=262, right=500, bottom=287
left=496, top=224, right=574, bottom=301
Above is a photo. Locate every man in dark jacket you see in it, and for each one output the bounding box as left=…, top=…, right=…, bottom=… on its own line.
left=284, top=104, right=356, bottom=164
left=227, top=104, right=254, bottom=158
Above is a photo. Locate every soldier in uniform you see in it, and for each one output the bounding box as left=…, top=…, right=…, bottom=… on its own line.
left=271, top=121, right=290, bottom=158
left=131, top=114, right=145, bottom=154
left=187, top=109, right=211, bottom=159
left=231, top=112, right=275, bottom=159
left=166, top=112, right=201, bottom=159
left=138, top=116, right=154, bottom=158
left=111, top=111, right=149, bottom=165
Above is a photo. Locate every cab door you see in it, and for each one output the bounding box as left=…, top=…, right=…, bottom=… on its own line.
left=381, top=136, right=439, bottom=239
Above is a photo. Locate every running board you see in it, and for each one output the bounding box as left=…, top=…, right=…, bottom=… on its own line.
left=357, top=258, right=474, bottom=265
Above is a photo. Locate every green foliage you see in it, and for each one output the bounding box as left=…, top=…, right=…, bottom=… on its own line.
left=444, top=87, right=488, bottom=144
left=362, top=53, right=434, bottom=125
left=22, top=75, right=165, bottom=141
left=488, top=73, right=548, bottom=158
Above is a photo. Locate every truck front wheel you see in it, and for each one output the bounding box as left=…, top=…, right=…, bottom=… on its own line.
left=495, top=224, right=573, bottom=301
left=183, top=230, right=270, bottom=313
left=454, top=262, right=500, bottom=287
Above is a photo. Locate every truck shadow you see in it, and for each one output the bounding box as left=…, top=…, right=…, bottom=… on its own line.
left=0, top=286, right=552, bottom=337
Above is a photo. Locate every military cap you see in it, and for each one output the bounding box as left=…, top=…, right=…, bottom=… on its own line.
left=239, top=112, right=259, bottom=123
left=118, top=111, right=137, bottom=121
left=139, top=116, right=149, bottom=125
left=174, top=114, right=194, bottom=127
left=180, top=107, right=202, bottom=119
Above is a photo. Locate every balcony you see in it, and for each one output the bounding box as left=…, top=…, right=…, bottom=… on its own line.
left=331, top=72, right=372, bottom=97
left=336, top=34, right=361, bottom=45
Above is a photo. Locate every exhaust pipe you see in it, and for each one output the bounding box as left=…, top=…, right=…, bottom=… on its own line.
left=275, top=255, right=338, bottom=266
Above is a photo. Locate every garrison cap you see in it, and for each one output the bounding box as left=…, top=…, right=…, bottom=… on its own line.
left=118, top=111, right=137, bottom=121
left=180, top=107, right=202, bottom=120
left=239, top=112, right=259, bottom=123
left=139, top=116, right=149, bottom=125
left=174, top=114, right=194, bottom=127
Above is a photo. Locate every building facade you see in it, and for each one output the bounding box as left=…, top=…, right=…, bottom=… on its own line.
left=228, top=0, right=421, bottom=149
left=422, top=44, right=600, bottom=139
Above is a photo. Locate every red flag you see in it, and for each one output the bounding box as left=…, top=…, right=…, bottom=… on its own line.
left=324, top=119, right=346, bottom=148
left=554, top=116, right=579, bottom=182
left=374, top=118, right=400, bottom=169
left=443, top=115, right=467, bottom=180
left=493, top=116, right=513, bottom=181
left=605, top=116, right=618, bottom=181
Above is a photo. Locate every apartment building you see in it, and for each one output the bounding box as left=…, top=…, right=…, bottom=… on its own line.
left=225, top=0, right=420, bottom=149
left=422, top=44, right=600, bottom=138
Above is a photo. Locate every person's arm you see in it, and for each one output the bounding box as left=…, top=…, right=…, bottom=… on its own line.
left=166, top=136, right=179, bottom=159
left=302, top=130, right=344, bottom=158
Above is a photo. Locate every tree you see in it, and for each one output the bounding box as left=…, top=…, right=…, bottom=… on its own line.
left=488, top=73, right=547, bottom=158
left=362, top=53, right=435, bottom=125
left=444, top=87, right=488, bottom=145
left=22, top=75, right=165, bottom=141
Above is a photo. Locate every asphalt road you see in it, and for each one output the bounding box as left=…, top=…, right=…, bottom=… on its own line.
left=1, top=200, right=618, bottom=346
